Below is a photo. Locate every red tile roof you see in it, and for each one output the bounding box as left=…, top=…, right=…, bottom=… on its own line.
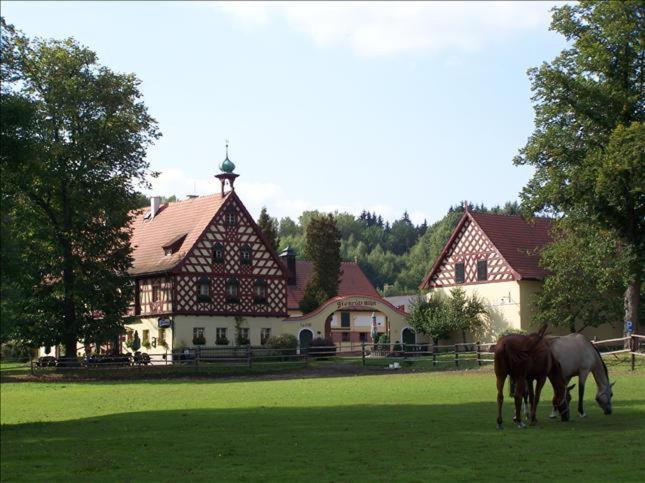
left=469, top=212, right=552, bottom=280
left=129, top=193, right=228, bottom=275
left=287, top=261, right=379, bottom=310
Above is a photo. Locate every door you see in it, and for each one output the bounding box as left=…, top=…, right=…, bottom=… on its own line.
left=299, top=329, right=314, bottom=351
left=402, top=327, right=416, bottom=346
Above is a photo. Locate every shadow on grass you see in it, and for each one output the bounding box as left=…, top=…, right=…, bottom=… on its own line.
left=2, top=400, right=644, bottom=482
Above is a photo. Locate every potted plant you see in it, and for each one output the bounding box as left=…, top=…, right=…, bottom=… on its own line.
left=215, top=336, right=229, bottom=346
left=192, top=334, right=206, bottom=346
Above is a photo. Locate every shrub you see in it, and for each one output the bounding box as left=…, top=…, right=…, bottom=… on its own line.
left=192, top=335, right=206, bottom=346
left=0, top=341, right=33, bottom=362
left=215, top=336, right=229, bottom=346
left=307, top=337, right=336, bottom=359
left=142, top=340, right=151, bottom=349
left=266, top=334, right=298, bottom=360
left=377, top=334, right=390, bottom=351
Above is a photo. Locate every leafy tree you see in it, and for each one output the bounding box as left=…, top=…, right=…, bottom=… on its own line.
left=0, top=20, right=160, bottom=356
left=278, top=216, right=300, bottom=238
left=446, top=288, right=489, bottom=343
left=408, top=294, right=453, bottom=343
left=300, top=214, right=341, bottom=313
left=534, top=218, right=632, bottom=333
left=514, top=1, right=644, bottom=332
left=257, top=206, right=279, bottom=252
left=388, top=211, right=419, bottom=255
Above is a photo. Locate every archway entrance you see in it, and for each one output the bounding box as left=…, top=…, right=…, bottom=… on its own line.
left=402, top=327, right=416, bottom=345
left=299, top=328, right=314, bottom=349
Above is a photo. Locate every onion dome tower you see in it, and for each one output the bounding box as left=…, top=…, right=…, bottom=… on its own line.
left=215, top=140, right=239, bottom=196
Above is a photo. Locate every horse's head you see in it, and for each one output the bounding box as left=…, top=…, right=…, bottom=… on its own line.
left=556, top=391, right=570, bottom=422
left=596, top=382, right=615, bottom=415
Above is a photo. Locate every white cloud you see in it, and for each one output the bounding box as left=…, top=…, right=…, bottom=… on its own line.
left=147, top=167, right=430, bottom=223
left=215, top=1, right=556, bottom=57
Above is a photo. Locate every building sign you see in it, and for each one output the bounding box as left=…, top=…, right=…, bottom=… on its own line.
left=158, top=318, right=172, bottom=329
left=336, top=299, right=378, bottom=310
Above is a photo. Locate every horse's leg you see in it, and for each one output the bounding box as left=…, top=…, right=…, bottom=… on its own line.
left=514, top=378, right=526, bottom=428
left=496, top=374, right=506, bottom=429
left=526, top=379, right=534, bottom=420
left=530, top=376, right=546, bottom=425
left=578, top=371, right=589, bottom=417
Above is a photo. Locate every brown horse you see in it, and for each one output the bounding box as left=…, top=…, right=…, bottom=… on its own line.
left=494, top=325, right=570, bottom=429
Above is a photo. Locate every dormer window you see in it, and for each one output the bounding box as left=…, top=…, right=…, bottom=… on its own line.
left=240, top=245, right=252, bottom=265
left=213, top=243, right=224, bottom=264
left=253, top=279, right=267, bottom=304
left=162, top=233, right=187, bottom=257
left=226, top=278, right=239, bottom=303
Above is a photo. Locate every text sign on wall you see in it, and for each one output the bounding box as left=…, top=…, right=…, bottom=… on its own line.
left=336, top=299, right=378, bottom=310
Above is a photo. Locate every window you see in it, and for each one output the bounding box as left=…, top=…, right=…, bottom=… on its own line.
left=212, top=243, right=224, bottom=264
left=254, top=279, right=267, bottom=303
left=193, top=327, right=205, bottom=345
left=359, top=332, right=368, bottom=343
left=216, top=328, right=228, bottom=345
left=225, top=208, right=237, bottom=226
left=477, top=260, right=488, bottom=281
left=143, top=329, right=150, bottom=345
left=126, top=329, right=133, bottom=343
left=152, top=283, right=160, bottom=302
left=197, top=276, right=210, bottom=301
left=240, top=245, right=252, bottom=265
left=158, top=328, right=166, bottom=344
left=341, top=312, right=351, bottom=328
left=455, top=262, right=465, bottom=283
left=342, top=332, right=350, bottom=342
left=226, top=278, right=239, bottom=303
left=261, top=328, right=271, bottom=345
left=238, top=328, right=249, bottom=344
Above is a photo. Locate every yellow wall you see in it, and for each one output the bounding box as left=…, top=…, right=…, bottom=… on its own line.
left=171, top=315, right=289, bottom=348
left=125, top=317, right=174, bottom=356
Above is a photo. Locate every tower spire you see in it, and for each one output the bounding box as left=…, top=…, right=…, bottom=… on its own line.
left=215, top=140, right=239, bottom=196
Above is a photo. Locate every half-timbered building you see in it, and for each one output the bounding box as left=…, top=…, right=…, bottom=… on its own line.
left=420, top=209, right=621, bottom=340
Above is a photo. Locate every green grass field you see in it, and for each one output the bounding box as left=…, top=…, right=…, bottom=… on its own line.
left=2, top=368, right=644, bottom=482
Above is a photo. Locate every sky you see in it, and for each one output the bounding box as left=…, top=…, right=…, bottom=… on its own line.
left=2, top=1, right=567, bottom=225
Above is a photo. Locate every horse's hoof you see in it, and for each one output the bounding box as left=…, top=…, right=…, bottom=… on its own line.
left=579, top=412, right=586, bottom=418
left=549, top=412, right=558, bottom=419
left=529, top=420, right=537, bottom=426
left=496, top=423, right=504, bottom=430
left=516, top=421, right=526, bottom=429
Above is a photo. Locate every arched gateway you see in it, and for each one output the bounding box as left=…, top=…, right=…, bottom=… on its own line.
left=283, top=294, right=414, bottom=345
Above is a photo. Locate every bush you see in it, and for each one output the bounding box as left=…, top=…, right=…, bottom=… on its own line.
left=1, top=341, right=33, bottom=362
left=498, top=328, right=527, bottom=338
left=266, top=334, right=298, bottom=360
left=377, top=334, right=390, bottom=351
left=215, top=336, right=229, bottom=346
left=193, top=335, right=206, bottom=346
left=307, top=337, right=336, bottom=359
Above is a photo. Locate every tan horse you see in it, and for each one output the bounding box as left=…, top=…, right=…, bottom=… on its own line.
left=548, top=333, right=615, bottom=417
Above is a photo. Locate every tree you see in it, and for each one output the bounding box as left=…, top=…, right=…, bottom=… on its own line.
left=514, top=1, right=644, bottom=332
left=0, top=20, right=160, bottom=356
left=534, top=218, right=632, bottom=333
left=257, top=206, right=279, bottom=252
left=299, top=214, right=341, bottom=313
left=408, top=294, right=453, bottom=343
left=446, top=288, right=489, bottom=344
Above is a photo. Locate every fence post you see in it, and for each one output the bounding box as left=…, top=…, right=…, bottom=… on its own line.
left=631, top=335, right=635, bottom=371
left=361, top=341, right=366, bottom=366
left=454, top=344, right=459, bottom=367
left=432, top=344, right=437, bottom=366
left=476, top=342, right=481, bottom=367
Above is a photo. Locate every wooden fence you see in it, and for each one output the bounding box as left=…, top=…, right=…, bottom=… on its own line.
left=29, top=334, right=644, bottom=375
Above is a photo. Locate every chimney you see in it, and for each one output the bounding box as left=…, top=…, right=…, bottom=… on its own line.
left=150, top=196, right=161, bottom=219
left=279, top=246, right=297, bottom=285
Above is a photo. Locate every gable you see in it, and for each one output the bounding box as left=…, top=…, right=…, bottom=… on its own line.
left=178, top=194, right=285, bottom=277
left=424, top=216, right=515, bottom=288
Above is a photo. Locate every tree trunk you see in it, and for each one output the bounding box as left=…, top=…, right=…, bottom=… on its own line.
left=61, top=183, right=78, bottom=362
left=624, top=275, right=640, bottom=334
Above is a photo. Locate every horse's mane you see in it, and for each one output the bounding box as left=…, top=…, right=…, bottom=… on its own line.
left=590, top=340, right=609, bottom=379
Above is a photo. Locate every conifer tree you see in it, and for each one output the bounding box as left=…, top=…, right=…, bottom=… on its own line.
left=257, top=206, right=279, bottom=252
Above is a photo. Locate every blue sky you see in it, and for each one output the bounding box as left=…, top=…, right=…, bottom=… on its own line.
left=2, top=1, right=566, bottom=224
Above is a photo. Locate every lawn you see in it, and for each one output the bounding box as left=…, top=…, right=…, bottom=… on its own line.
left=1, top=368, right=644, bottom=482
